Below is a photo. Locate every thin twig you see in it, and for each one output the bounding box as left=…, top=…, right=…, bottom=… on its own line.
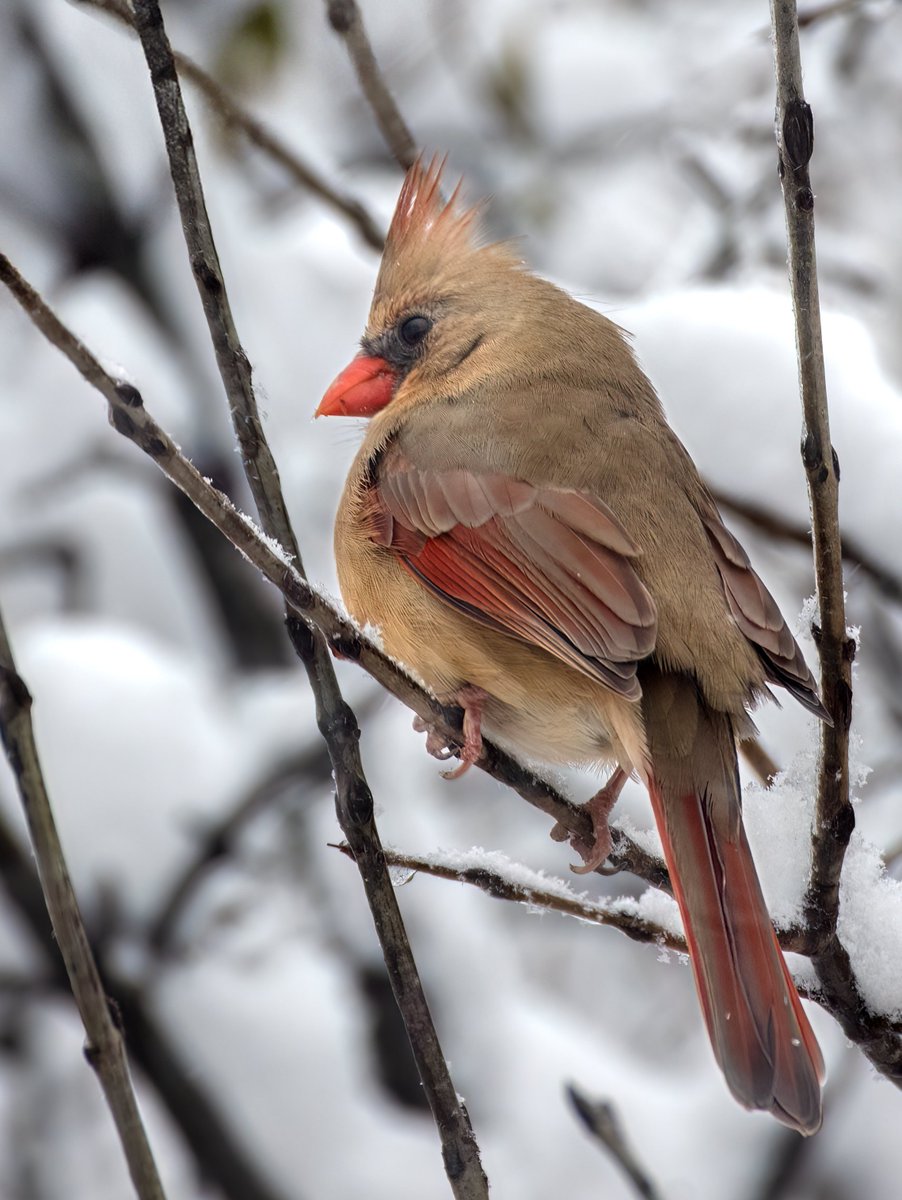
left=148, top=690, right=380, bottom=954
left=336, top=843, right=816, bottom=956
left=769, top=0, right=902, bottom=1086
left=333, top=842, right=686, bottom=951
left=132, top=0, right=298, bottom=563
left=127, top=5, right=488, bottom=1193
left=2, top=253, right=899, bottom=1080
left=76, top=0, right=385, bottom=252
left=566, top=1086, right=663, bottom=1200
left=148, top=747, right=330, bottom=955
left=0, top=612, right=166, bottom=1200
left=325, top=0, right=418, bottom=168
left=770, top=0, right=863, bottom=1036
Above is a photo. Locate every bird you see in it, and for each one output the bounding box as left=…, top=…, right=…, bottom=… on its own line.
left=316, top=156, right=826, bottom=1134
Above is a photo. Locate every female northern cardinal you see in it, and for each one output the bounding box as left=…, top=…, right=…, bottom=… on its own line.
left=317, top=158, right=826, bottom=1133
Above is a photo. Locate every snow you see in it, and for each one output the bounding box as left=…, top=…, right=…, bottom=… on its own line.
left=839, top=835, right=902, bottom=1021
left=0, top=619, right=250, bottom=921
left=235, top=507, right=296, bottom=567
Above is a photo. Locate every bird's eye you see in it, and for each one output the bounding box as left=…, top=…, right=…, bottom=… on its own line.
left=398, top=314, right=432, bottom=348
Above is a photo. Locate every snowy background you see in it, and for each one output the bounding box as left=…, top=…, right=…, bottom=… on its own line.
left=1, top=0, right=902, bottom=1197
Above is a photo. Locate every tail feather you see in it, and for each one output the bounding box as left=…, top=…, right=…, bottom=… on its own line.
left=643, top=674, right=824, bottom=1134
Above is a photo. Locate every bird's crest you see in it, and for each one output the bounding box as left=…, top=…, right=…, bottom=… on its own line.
left=373, top=155, right=522, bottom=314
left=384, top=155, right=483, bottom=263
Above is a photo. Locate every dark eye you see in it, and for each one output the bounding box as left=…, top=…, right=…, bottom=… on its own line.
left=398, top=314, right=432, bottom=348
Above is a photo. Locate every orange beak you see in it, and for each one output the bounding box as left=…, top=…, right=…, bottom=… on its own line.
left=315, top=354, right=398, bottom=418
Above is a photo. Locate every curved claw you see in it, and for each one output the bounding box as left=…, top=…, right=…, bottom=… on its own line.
left=568, top=829, right=613, bottom=875
left=441, top=759, right=473, bottom=781
left=549, top=767, right=628, bottom=874
left=414, top=686, right=489, bottom=780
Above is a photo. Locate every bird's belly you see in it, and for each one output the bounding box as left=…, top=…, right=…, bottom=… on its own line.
left=337, top=536, right=645, bottom=771
left=479, top=691, right=617, bottom=766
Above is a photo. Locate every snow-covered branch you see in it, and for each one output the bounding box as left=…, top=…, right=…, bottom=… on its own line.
left=334, top=842, right=686, bottom=950
left=768, top=3, right=894, bottom=1083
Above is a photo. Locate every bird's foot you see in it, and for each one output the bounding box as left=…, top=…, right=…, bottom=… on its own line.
left=441, top=686, right=489, bottom=779
left=412, top=686, right=489, bottom=780
left=550, top=767, right=628, bottom=874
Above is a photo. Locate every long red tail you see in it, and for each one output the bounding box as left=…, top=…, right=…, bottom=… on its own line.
left=642, top=674, right=824, bottom=1134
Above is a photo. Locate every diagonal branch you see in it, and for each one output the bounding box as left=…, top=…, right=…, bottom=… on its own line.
left=344, top=843, right=819, bottom=957
left=0, top=611, right=166, bottom=1200
left=131, top=0, right=298, bottom=562
left=769, top=0, right=860, bottom=1016
left=567, top=1086, right=663, bottom=1200
left=334, top=842, right=686, bottom=951
left=127, top=4, right=488, bottom=1194
left=324, top=0, right=418, bottom=168
left=147, top=747, right=330, bottom=956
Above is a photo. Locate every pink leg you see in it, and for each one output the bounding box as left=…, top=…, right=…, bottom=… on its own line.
left=412, top=686, right=489, bottom=779
left=440, top=686, right=488, bottom=780
left=551, top=767, right=629, bottom=874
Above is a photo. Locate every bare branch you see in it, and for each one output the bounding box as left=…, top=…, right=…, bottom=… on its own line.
left=131, top=0, right=299, bottom=562
left=325, top=0, right=418, bottom=168
left=0, top=611, right=166, bottom=1200
left=76, top=0, right=385, bottom=251
left=126, top=5, right=488, bottom=1192
left=148, top=689, right=382, bottom=955
left=567, top=1085, right=663, bottom=1200
left=147, top=747, right=329, bottom=956
left=770, top=0, right=866, bottom=1058
left=334, top=843, right=686, bottom=951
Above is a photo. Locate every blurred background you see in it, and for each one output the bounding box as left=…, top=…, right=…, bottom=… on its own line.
left=1, top=0, right=901, bottom=1196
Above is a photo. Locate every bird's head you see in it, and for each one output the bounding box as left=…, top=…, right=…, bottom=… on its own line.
left=316, top=156, right=528, bottom=419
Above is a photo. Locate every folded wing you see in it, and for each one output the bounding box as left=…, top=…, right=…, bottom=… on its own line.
left=366, top=451, right=658, bottom=700
left=699, top=504, right=829, bottom=721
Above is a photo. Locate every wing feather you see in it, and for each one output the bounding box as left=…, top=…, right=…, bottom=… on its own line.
left=700, top=507, right=830, bottom=721
left=370, top=451, right=657, bottom=698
